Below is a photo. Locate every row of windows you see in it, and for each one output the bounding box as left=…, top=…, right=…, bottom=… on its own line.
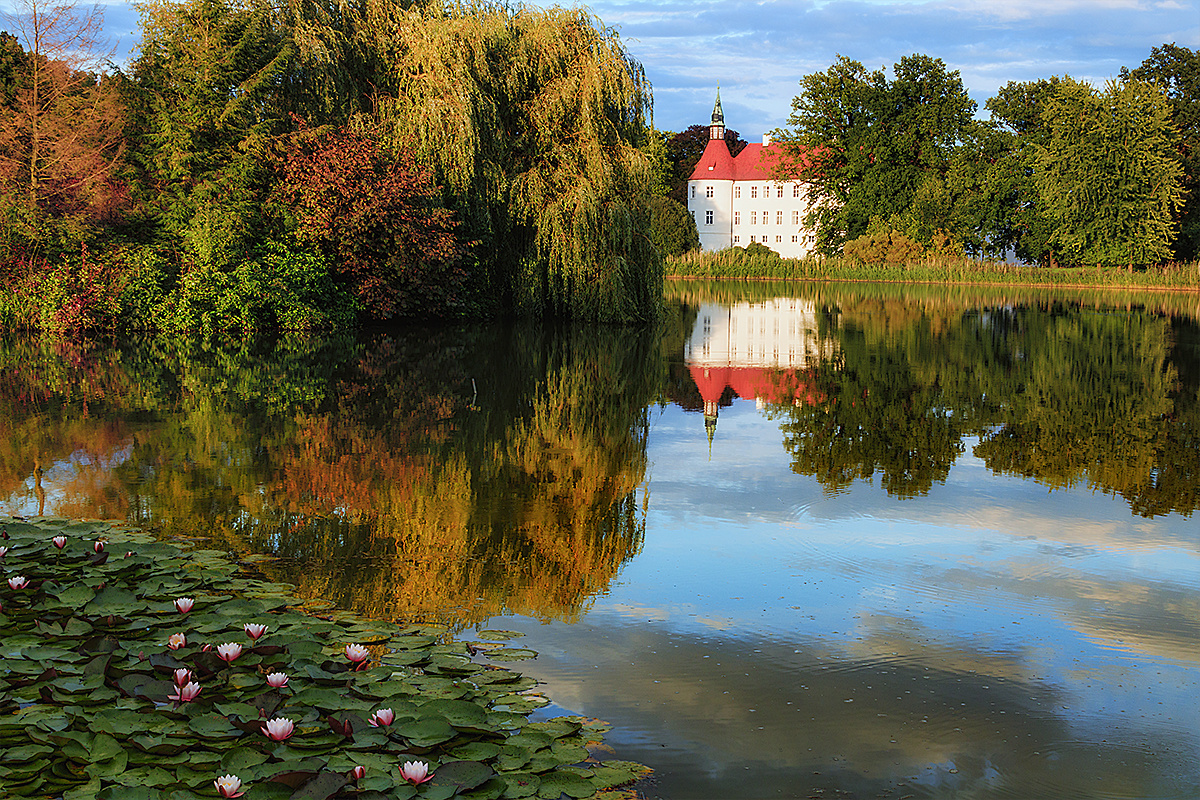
left=736, top=185, right=801, bottom=199
left=732, top=235, right=817, bottom=244
left=733, top=210, right=802, bottom=225
left=695, top=210, right=807, bottom=227
left=690, top=184, right=803, bottom=198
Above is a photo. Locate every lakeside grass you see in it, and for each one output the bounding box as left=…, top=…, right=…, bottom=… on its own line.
left=665, top=249, right=1200, bottom=292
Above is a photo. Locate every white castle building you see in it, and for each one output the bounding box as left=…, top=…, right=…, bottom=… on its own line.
left=686, top=92, right=818, bottom=257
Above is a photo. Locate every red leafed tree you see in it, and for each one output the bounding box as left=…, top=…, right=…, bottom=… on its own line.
left=0, top=0, right=126, bottom=224
left=277, top=124, right=465, bottom=320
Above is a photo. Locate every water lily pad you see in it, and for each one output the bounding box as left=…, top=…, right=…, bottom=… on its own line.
left=395, top=717, right=457, bottom=748
left=188, top=713, right=242, bottom=740
left=498, top=772, right=540, bottom=798
left=449, top=742, right=501, bottom=761
left=481, top=648, right=538, bottom=662
left=429, top=760, right=494, bottom=792
left=473, top=630, right=525, bottom=641
left=535, top=771, right=595, bottom=798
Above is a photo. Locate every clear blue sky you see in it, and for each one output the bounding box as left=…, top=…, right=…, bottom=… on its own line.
left=8, top=0, right=1198, bottom=139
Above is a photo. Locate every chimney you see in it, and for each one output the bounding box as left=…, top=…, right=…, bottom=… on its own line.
left=762, top=133, right=772, bottom=147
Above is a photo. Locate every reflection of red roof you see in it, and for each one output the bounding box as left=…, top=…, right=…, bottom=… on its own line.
left=689, top=140, right=812, bottom=182
left=689, top=364, right=823, bottom=406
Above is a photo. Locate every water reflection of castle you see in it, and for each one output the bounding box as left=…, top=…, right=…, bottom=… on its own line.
left=685, top=300, right=835, bottom=437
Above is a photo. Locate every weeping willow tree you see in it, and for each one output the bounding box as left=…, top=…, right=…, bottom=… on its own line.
left=360, top=1, right=662, bottom=321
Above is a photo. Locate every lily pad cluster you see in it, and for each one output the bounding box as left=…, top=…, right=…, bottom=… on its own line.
left=0, top=518, right=650, bottom=799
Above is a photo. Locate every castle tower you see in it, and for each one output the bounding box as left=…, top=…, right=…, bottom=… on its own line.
left=710, top=89, right=725, bottom=141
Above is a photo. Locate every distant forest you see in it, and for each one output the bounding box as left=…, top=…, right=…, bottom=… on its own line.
left=0, top=0, right=1195, bottom=333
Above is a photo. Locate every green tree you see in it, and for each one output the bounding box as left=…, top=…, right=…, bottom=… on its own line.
left=365, top=3, right=662, bottom=322
left=982, top=78, right=1063, bottom=264
left=1035, top=77, right=1184, bottom=267
left=1122, top=43, right=1200, bottom=261
left=777, top=54, right=978, bottom=254
left=127, top=0, right=295, bottom=267
left=646, top=195, right=698, bottom=257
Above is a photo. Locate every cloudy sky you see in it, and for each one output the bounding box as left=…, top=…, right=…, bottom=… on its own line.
left=551, top=0, right=1200, bottom=138
left=7, top=0, right=1198, bottom=139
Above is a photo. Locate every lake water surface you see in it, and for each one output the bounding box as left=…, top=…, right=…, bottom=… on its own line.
left=3, top=281, right=1199, bottom=799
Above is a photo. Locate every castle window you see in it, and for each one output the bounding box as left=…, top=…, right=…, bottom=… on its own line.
left=792, top=210, right=800, bottom=225
left=734, top=211, right=740, bottom=225
left=705, top=210, right=713, bottom=225
left=775, top=235, right=781, bottom=243
left=750, top=211, right=757, bottom=224
left=793, top=184, right=801, bottom=197
left=733, top=235, right=740, bottom=243
left=751, top=186, right=758, bottom=199
left=705, top=186, right=714, bottom=198
left=776, top=185, right=783, bottom=198
left=792, top=235, right=798, bottom=243
left=735, top=186, right=741, bottom=199
left=690, top=186, right=695, bottom=198
left=776, top=211, right=783, bottom=225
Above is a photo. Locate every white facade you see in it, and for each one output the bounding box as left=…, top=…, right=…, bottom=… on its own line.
left=686, top=95, right=818, bottom=258
left=684, top=299, right=832, bottom=371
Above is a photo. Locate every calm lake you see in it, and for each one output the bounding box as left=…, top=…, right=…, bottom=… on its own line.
left=4, top=280, right=1200, bottom=799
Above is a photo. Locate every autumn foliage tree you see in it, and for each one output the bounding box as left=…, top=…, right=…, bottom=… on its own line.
left=0, top=0, right=125, bottom=254
left=276, top=123, right=464, bottom=320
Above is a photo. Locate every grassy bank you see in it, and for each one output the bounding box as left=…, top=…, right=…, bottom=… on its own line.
left=665, top=249, right=1200, bottom=291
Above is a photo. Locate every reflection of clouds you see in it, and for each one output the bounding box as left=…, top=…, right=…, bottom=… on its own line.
left=498, top=616, right=1199, bottom=799
left=2, top=443, right=134, bottom=517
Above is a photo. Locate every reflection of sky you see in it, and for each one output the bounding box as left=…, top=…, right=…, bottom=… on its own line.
left=474, top=397, right=1200, bottom=799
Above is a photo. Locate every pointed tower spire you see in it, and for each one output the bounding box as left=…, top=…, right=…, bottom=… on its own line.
left=710, top=86, right=726, bottom=141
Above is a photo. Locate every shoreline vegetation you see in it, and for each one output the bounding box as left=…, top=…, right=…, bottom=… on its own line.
left=0, top=516, right=650, bottom=800
left=665, top=248, right=1200, bottom=293
left=1, top=0, right=1195, bottom=333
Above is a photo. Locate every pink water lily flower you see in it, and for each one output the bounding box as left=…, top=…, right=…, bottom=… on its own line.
left=124, top=551, right=134, bottom=558
left=244, top=623, right=268, bottom=640
left=261, top=717, right=294, bottom=741
left=344, top=643, right=370, bottom=663
left=400, top=761, right=433, bottom=785
left=0, top=545, right=9, bottom=557
left=350, top=765, right=366, bottom=781
left=266, top=672, right=289, bottom=688
left=214, top=774, right=246, bottom=798
left=167, top=632, right=187, bottom=650
left=173, top=668, right=193, bottom=687
left=368, top=708, right=394, bottom=727
left=169, top=681, right=201, bottom=703
left=93, top=540, right=105, bottom=553
left=174, top=597, right=194, bottom=614
left=8, top=575, right=28, bottom=590
left=52, top=535, right=67, bottom=549
left=216, top=643, right=243, bottom=662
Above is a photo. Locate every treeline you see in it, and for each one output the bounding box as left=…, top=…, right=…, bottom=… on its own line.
left=0, top=0, right=687, bottom=332
left=776, top=47, right=1199, bottom=268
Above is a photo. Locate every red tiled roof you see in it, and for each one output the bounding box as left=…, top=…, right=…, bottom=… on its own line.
left=689, top=365, right=824, bottom=407
left=688, top=140, right=811, bottom=182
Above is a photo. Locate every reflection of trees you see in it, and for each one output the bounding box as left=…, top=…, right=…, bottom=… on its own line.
left=757, top=297, right=1200, bottom=515
left=0, top=325, right=657, bottom=626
